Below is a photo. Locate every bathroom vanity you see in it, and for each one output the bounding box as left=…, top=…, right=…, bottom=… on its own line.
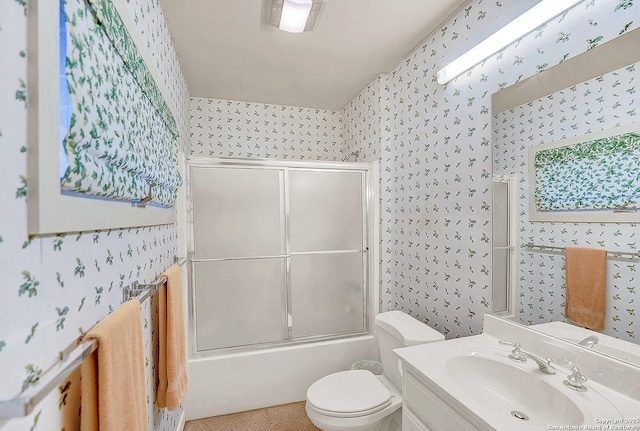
left=395, top=315, right=640, bottom=431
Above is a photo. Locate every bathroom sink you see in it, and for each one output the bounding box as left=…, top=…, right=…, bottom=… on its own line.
left=446, top=355, right=583, bottom=427
left=396, top=337, right=626, bottom=430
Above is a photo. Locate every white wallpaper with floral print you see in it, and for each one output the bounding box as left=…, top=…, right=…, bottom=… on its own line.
left=494, top=62, right=640, bottom=342
left=0, top=1, right=189, bottom=430
left=186, top=0, right=639, bottom=345
left=341, top=76, right=383, bottom=162
left=375, top=0, right=639, bottom=340
left=191, top=84, right=385, bottom=163
left=190, top=97, right=344, bottom=161
left=5, top=1, right=630, bottom=427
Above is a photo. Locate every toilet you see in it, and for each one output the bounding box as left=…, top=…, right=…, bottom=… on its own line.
left=305, top=310, right=444, bottom=431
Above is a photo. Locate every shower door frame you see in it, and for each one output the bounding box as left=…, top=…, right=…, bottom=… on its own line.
left=185, top=157, right=379, bottom=357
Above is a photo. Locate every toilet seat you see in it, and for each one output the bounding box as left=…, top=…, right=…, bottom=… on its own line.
left=306, top=370, right=392, bottom=418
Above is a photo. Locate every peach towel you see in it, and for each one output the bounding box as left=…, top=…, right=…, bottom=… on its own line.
left=156, top=264, right=188, bottom=410
left=81, top=300, right=147, bottom=431
left=565, top=247, right=607, bottom=330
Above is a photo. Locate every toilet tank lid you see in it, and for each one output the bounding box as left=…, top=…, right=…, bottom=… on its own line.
left=375, top=311, right=444, bottom=346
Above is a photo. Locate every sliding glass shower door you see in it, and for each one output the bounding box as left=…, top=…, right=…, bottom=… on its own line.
left=191, top=167, right=288, bottom=351
left=288, top=170, right=365, bottom=338
left=188, top=159, right=370, bottom=354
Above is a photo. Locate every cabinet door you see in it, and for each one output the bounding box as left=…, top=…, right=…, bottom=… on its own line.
left=404, top=371, right=478, bottom=431
left=403, top=407, right=431, bottom=431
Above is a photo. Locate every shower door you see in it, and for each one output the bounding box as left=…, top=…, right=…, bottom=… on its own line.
left=188, top=158, right=370, bottom=354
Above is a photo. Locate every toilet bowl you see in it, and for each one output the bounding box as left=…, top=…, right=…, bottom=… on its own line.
left=305, top=311, right=444, bottom=431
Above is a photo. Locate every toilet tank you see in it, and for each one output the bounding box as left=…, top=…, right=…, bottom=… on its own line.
left=375, top=311, right=444, bottom=389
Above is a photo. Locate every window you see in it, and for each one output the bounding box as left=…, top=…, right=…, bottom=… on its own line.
left=28, top=0, right=179, bottom=234
left=529, top=123, right=640, bottom=223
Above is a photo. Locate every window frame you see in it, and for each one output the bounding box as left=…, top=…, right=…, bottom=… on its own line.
left=27, top=0, right=176, bottom=235
left=528, top=122, right=640, bottom=223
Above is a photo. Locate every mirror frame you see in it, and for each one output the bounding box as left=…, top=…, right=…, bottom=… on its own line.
left=490, top=27, right=640, bottom=361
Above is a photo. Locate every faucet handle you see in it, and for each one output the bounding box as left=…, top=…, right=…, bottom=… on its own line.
left=499, top=340, right=527, bottom=362
left=563, top=366, right=588, bottom=392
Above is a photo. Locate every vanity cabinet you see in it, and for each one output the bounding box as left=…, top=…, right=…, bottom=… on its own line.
left=402, top=406, right=430, bottom=431
left=402, top=369, right=477, bottom=431
left=395, top=317, right=640, bottom=431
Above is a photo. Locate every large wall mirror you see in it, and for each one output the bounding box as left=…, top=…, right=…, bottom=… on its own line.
left=491, top=27, right=640, bottom=367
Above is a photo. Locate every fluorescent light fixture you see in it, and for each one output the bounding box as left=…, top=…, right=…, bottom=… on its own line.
left=269, top=0, right=323, bottom=33
left=437, top=0, right=584, bottom=84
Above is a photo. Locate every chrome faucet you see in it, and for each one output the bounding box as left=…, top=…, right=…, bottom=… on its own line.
left=563, top=366, right=588, bottom=392
left=499, top=340, right=556, bottom=374
left=578, top=335, right=599, bottom=349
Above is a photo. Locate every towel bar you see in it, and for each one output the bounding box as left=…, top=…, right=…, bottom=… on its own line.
left=122, top=256, right=188, bottom=302
left=0, top=340, right=98, bottom=418
left=122, top=279, right=166, bottom=303
left=0, top=257, right=188, bottom=418
left=525, top=243, right=640, bottom=259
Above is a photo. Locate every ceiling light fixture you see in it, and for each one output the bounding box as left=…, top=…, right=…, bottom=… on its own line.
left=437, top=0, right=584, bottom=84
left=269, top=0, right=324, bottom=33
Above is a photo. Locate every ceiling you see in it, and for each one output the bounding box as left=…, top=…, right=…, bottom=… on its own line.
left=159, top=0, right=468, bottom=111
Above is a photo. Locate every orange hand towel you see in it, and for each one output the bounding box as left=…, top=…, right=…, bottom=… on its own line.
left=565, top=247, right=607, bottom=330
left=81, top=300, right=147, bottom=431
left=156, top=264, right=188, bottom=410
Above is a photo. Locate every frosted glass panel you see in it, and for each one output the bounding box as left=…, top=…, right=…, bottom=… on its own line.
left=193, top=259, right=287, bottom=351
left=492, top=180, right=510, bottom=313
left=191, top=167, right=283, bottom=258
left=291, top=253, right=364, bottom=338
left=492, top=248, right=508, bottom=312
left=493, top=182, right=509, bottom=247
left=289, top=170, right=363, bottom=252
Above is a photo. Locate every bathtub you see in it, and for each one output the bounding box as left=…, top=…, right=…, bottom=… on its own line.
left=184, top=335, right=377, bottom=420
left=178, top=158, right=381, bottom=419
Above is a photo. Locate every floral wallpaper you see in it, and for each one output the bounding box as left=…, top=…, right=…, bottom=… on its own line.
left=341, top=76, right=382, bottom=162
left=190, top=97, right=343, bottom=160
left=494, top=61, right=640, bottom=342
left=22, top=0, right=640, bottom=428
left=186, top=0, right=640, bottom=344
left=374, top=0, right=639, bottom=340
left=0, top=0, right=189, bottom=430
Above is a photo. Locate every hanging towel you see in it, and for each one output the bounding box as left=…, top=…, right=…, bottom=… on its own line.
left=565, top=247, right=607, bottom=330
left=81, top=300, right=147, bottom=431
left=156, top=264, right=188, bottom=410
